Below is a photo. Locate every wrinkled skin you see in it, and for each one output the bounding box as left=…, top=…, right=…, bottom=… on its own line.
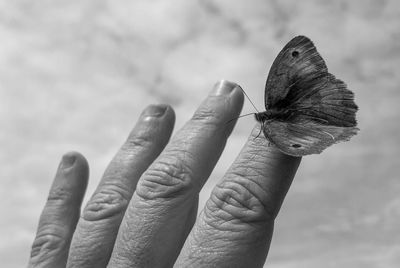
left=29, top=80, right=301, bottom=268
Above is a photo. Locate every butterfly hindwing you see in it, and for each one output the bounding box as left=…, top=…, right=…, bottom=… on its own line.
left=282, top=72, right=358, bottom=127
left=265, top=36, right=328, bottom=109
left=263, top=119, right=358, bottom=157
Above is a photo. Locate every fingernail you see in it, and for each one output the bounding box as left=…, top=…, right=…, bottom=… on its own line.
left=142, top=104, right=168, bottom=118
left=210, top=80, right=238, bottom=96
left=60, top=153, right=76, bottom=170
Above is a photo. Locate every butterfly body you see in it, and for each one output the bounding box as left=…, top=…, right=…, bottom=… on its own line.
left=256, top=36, right=358, bottom=157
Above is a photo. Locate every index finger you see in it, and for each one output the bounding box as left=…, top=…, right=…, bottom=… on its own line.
left=175, top=125, right=301, bottom=267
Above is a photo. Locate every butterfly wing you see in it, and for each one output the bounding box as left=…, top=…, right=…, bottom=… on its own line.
left=262, top=73, right=359, bottom=156
left=283, top=72, right=358, bottom=127
left=264, top=36, right=328, bottom=109
left=263, top=119, right=358, bottom=157
left=261, top=35, right=359, bottom=156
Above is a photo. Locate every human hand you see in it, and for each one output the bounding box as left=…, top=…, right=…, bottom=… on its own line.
left=28, top=80, right=301, bottom=268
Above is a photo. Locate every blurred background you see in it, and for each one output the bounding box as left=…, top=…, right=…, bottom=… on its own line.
left=1, top=0, right=399, bottom=267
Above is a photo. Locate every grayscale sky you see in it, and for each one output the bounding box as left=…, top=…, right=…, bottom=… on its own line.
left=1, top=0, right=399, bottom=267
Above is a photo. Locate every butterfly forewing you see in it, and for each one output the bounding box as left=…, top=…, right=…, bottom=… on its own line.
left=265, top=36, right=328, bottom=109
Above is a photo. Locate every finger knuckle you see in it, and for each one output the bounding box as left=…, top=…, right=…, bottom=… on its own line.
left=29, top=231, right=67, bottom=265
left=191, top=104, right=222, bottom=126
left=47, top=186, right=74, bottom=205
left=125, top=133, right=154, bottom=149
left=206, top=175, right=276, bottom=227
left=82, top=185, right=130, bottom=221
left=136, top=159, right=195, bottom=201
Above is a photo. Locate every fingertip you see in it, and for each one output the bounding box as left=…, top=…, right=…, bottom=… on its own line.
left=163, top=104, right=176, bottom=125
left=60, top=151, right=89, bottom=175
left=231, top=83, right=245, bottom=103
left=210, top=80, right=233, bottom=95
left=140, top=104, right=175, bottom=123
left=56, top=151, right=89, bottom=195
left=62, top=151, right=88, bottom=166
left=211, top=79, right=244, bottom=104
left=202, top=80, right=245, bottom=130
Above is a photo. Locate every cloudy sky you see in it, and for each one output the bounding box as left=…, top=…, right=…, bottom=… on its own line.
left=1, top=0, right=400, bottom=267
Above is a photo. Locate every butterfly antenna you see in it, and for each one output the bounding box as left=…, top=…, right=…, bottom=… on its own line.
left=226, top=112, right=256, bottom=125
left=237, top=87, right=260, bottom=113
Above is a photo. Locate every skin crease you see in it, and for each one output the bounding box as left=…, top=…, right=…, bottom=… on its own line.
left=29, top=80, right=301, bottom=268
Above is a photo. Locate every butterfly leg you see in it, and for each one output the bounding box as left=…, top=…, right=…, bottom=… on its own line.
left=254, top=122, right=264, bottom=140
left=254, top=128, right=262, bottom=140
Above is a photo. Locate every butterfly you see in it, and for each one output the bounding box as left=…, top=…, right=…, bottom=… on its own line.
left=254, top=35, right=359, bottom=156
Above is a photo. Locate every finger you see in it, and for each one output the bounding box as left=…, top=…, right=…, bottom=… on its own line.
left=29, top=152, right=89, bottom=268
left=175, top=126, right=301, bottom=268
left=67, top=105, right=175, bottom=268
left=108, top=80, right=244, bottom=268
